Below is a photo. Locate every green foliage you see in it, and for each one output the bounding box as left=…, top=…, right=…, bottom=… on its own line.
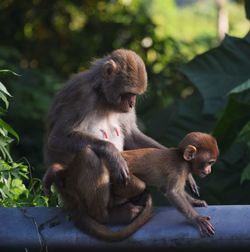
left=141, top=90, right=217, bottom=148
left=177, top=28, right=250, bottom=204
left=0, top=50, right=60, bottom=170
left=0, top=160, right=48, bottom=207
left=142, top=2, right=250, bottom=204
left=0, top=70, right=19, bottom=161
left=181, top=33, right=250, bottom=115
left=213, top=78, right=250, bottom=150
left=0, top=70, right=57, bottom=207
left=238, top=122, right=250, bottom=183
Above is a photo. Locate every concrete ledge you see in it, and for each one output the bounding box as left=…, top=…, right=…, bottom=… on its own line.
left=0, top=205, right=250, bottom=251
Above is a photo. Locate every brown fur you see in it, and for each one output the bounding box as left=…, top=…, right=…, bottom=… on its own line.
left=117, top=132, right=219, bottom=236
left=43, top=49, right=164, bottom=241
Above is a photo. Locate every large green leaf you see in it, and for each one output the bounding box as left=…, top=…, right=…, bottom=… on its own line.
left=0, top=92, right=9, bottom=109
left=0, top=70, right=20, bottom=77
left=229, top=78, right=250, bottom=103
left=0, top=119, right=19, bottom=142
left=213, top=79, right=250, bottom=151
left=0, top=82, right=12, bottom=97
left=181, top=33, right=250, bottom=115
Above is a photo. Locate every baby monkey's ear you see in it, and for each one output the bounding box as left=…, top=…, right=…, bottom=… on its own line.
left=183, top=145, right=197, bottom=161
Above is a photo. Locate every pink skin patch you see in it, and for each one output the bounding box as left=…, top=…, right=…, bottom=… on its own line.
left=114, top=127, right=119, bottom=137
left=100, top=129, right=108, bottom=139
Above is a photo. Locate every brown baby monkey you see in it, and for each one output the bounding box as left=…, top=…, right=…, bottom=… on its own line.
left=116, top=132, right=219, bottom=236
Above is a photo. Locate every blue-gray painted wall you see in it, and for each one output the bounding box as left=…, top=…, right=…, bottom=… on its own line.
left=0, top=205, right=249, bottom=251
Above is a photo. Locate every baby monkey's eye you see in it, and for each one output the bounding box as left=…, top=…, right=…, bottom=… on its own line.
left=208, top=160, right=216, bottom=166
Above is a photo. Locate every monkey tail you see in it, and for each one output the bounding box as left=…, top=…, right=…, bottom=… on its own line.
left=74, top=194, right=153, bottom=242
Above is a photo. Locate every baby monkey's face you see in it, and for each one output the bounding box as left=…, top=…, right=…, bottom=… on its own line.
left=191, top=151, right=217, bottom=178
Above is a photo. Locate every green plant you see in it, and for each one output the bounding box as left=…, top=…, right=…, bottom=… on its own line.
left=175, top=3, right=250, bottom=204
left=0, top=69, right=19, bottom=161
left=0, top=70, right=56, bottom=207
left=0, top=159, right=48, bottom=207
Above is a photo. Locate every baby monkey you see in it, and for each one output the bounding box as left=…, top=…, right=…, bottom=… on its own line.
left=115, top=132, right=219, bottom=236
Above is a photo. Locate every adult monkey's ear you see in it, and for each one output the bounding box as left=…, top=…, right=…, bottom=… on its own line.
left=102, top=59, right=117, bottom=79
left=183, top=145, right=197, bottom=161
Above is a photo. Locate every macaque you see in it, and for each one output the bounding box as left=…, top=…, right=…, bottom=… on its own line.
left=117, top=132, right=219, bottom=236
left=43, top=49, right=165, bottom=241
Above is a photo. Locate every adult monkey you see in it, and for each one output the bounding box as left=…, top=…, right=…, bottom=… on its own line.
left=43, top=49, right=198, bottom=240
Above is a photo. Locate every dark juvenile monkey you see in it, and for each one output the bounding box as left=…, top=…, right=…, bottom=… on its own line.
left=117, top=132, right=219, bottom=236
left=43, top=49, right=163, bottom=241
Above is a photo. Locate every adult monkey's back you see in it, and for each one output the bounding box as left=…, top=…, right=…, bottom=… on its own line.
left=42, top=49, right=192, bottom=240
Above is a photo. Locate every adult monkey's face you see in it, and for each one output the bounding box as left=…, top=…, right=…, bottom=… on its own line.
left=101, top=49, right=147, bottom=113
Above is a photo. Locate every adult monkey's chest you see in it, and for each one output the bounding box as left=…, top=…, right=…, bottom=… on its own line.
left=76, top=112, right=124, bottom=151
